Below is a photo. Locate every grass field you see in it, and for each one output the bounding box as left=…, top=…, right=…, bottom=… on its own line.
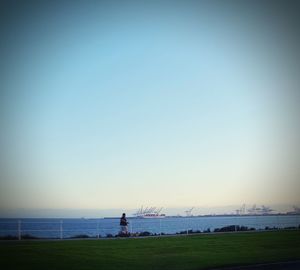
left=1, top=230, right=300, bottom=270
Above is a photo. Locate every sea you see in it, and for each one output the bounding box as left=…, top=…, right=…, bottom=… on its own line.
left=1, top=215, right=299, bottom=239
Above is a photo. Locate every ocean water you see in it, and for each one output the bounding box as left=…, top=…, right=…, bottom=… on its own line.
left=0, top=215, right=299, bottom=239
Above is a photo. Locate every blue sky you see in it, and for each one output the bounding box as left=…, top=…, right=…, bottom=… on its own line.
left=0, top=1, right=299, bottom=215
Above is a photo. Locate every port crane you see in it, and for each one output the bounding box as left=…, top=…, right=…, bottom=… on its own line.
left=235, top=204, right=246, bottom=215
left=185, top=207, right=194, bottom=217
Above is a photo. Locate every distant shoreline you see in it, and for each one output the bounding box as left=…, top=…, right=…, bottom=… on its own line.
left=104, top=213, right=300, bottom=219
left=0, top=213, right=299, bottom=220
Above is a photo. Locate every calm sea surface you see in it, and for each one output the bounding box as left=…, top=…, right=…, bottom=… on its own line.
left=1, top=215, right=299, bottom=238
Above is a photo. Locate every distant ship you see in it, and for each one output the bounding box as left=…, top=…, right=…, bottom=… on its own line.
left=247, top=204, right=274, bottom=215
left=134, top=206, right=166, bottom=218
left=235, top=204, right=275, bottom=215
left=287, top=206, right=300, bottom=215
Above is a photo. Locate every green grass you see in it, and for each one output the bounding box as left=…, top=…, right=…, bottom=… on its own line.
left=1, top=231, right=300, bottom=270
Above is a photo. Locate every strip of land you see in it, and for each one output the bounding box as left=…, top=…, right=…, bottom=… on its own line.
left=0, top=230, right=299, bottom=270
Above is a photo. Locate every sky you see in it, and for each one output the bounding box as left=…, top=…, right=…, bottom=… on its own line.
left=0, top=1, right=300, bottom=217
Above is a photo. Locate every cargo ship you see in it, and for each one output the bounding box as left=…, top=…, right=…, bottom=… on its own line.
left=134, top=206, right=166, bottom=218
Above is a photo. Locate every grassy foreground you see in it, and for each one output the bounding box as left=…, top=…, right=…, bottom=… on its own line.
left=1, top=231, right=300, bottom=270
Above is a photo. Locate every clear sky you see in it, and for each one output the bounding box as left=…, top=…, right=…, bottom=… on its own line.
left=0, top=1, right=299, bottom=215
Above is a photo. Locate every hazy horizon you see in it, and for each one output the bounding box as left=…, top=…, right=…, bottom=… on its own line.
left=0, top=203, right=298, bottom=218
left=1, top=1, right=300, bottom=213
